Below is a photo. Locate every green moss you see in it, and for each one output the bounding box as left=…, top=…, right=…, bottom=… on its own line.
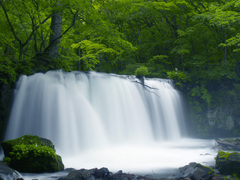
left=218, top=151, right=230, bottom=160
left=1, top=135, right=64, bottom=173
left=204, top=165, right=214, bottom=175
left=217, top=151, right=240, bottom=161
left=196, top=163, right=214, bottom=175
left=3, top=135, right=54, bottom=149
left=8, top=144, right=56, bottom=161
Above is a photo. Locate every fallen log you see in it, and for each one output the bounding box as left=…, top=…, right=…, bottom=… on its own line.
left=216, top=138, right=240, bottom=151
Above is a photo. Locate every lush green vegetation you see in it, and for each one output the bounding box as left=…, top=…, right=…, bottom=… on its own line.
left=1, top=0, right=240, bottom=137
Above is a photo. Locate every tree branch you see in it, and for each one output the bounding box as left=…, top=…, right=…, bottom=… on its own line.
left=22, top=13, right=54, bottom=47
left=44, top=10, right=79, bottom=53
left=132, top=80, right=160, bottom=97
left=0, top=0, right=22, bottom=44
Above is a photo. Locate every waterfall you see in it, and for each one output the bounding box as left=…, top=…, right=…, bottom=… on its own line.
left=4, top=70, right=216, bottom=173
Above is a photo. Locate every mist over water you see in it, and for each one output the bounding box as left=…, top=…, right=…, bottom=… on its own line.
left=5, top=70, right=217, bottom=173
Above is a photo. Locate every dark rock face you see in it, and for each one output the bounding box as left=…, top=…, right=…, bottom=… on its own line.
left=0, top=162, right=23, bottom=180
left=0, top=84, right=14, bottom=142
left=207, top=108, right=235, bottom=131
left=1, top=135, right=64, bottom=173
left=215, top=151, right=240, bottom=176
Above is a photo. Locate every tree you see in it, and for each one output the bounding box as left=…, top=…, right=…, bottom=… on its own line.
left=47, top=2, right=62, bottom=58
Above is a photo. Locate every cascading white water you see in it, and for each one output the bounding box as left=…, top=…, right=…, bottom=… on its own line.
left=4, top=70, right=217, bottom=174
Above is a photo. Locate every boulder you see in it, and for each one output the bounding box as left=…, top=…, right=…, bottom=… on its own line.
left=0, top=162, right=23, bottom=180
left=179, top=162, right=214, bottom=180
left=59, top=168, right=154, bottom=180
left=179, top=162, right=197, bottom=177
left=1, top=135, right=64, bottom=173
left=215, top=151, right=240, bottom=176
left=59, top=168, right=112, bottom=180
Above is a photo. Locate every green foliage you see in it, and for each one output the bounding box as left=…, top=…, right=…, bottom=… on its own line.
left=149, top=55, right=169, bottom=64
left=135, top=66, right=149, bottom=76
left=209, top=61, right=237, bottom=80
left=121, top=63, right=142, bottom=75
left=3, top=157, right=11, bottom=164
left=167, top=70, right=189, bottom=88
left=0, top=57, right=17, bottom=84
left=71, top=40, right=119, bottom=70
left=190, top=85, right=211, bottom=106
left=1, top=0, right=240, bottom=138
left=220, top=33, right=240, bottom=52
left=147, top=55, right=171, bottom=77
left=167, top=70, right=189, bottom=82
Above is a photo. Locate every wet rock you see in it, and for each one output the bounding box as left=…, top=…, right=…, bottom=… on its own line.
left=112, top=170, right=136, bottom=180
left=211, top=175, right=225, bottom=180
left=59, top=167, right=112, bottom=180
left=1, top=135, right=64, bottom=173
left=58, top=168, right=155, bottom=180
left=179, top=162, right=214, bottom=180
left=215, top=151, right=240, bottom=176
left=0, top=162, right=23, bottom=180
left=179, top=162, right=197, bottom=177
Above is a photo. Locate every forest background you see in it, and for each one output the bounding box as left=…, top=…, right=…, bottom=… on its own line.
left=1, top=0, right=240, bottom=140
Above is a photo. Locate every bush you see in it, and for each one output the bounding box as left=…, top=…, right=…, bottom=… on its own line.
left=135, top=66, right=149, bottom=76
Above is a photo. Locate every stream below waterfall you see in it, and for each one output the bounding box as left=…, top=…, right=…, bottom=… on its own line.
left=61, top=138, right=217, bottom=173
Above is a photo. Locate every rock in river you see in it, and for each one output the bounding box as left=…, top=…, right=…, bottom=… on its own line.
left=215, top=151, right=240, bottom=176
left=1, top=135, right=64, bottom=173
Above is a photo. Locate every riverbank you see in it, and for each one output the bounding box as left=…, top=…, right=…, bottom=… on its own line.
left=2, top=161, right=239, bottom=180
left=1, top=138, right=240, bottom=180
left=1, top=157, right=239, bottom=180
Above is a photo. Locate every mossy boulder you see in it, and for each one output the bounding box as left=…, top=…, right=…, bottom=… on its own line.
left=1, top=135, right=64, bottom=173
left=215, top=151, right=240, bottom=176
left=179, top=162, right=215, bottom=179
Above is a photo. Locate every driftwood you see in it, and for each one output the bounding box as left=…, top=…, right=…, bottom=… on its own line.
left=216, top=139, right=240, bottom=151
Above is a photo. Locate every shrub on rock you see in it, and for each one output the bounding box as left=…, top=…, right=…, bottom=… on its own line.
left=215, top=151, right=240, bottom=176
left=1, top=135, right=64, bottom=173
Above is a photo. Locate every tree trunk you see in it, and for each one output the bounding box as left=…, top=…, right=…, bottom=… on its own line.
left=48, top=11, right=62, bottom=58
